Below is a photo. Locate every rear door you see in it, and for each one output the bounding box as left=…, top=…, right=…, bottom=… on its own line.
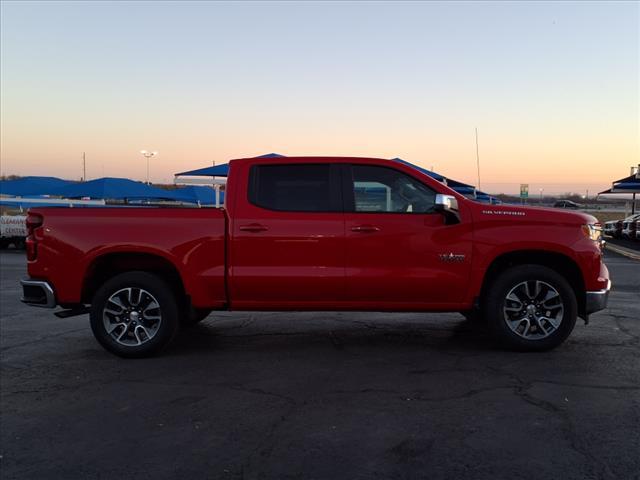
left=229, top=162, right=345, bottom=309
left=342, top=163, right=473, bottom=308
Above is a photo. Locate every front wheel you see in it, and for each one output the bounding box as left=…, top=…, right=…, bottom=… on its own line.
left=90, top=272, right=180, bottom=358
left=484, top=265, right=577, bottom=351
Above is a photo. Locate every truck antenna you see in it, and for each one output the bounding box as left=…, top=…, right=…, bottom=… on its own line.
left=475, top=127, right=481, bottom=190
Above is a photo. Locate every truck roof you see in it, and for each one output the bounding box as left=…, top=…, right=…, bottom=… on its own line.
left=229, top=156, right=393, bottom=165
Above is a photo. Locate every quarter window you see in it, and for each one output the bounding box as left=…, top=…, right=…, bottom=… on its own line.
left=350, top=165, right=436, bottom=213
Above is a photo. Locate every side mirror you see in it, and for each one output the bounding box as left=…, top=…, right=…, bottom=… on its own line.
left=434, top=194, right=460, bottom=224
left=435, top=194, right=458, bottom=211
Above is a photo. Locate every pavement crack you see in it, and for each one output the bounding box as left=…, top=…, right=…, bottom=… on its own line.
left=1, top=327, right=87, bottom=352
left=220, top=382, right=297, bottom=405
left=486, top=365, right=620, bottom=480
left=609, top=314, right=640, bottom=344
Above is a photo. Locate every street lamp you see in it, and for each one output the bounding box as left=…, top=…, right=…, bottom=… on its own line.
left=140, top=150, right=158, bottom=184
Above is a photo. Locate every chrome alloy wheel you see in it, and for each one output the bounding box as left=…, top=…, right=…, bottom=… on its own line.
left=102, top=288, right=162, bottom=346
left=502, top=280, right=564, bottom=340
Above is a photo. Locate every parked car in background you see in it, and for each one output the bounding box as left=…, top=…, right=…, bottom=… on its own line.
left=604, top=219, right=622, bottom=238
left=622, top=216, right=640, bottom=239
left=20, top=156, right=610, bottom=357
left=553, top=200, right=582, bottom=209
left=0, top=214, right=27, bottom=249
left=635, top=220, right=640, bottom=241
left=604, top=214, right=640, bottom=238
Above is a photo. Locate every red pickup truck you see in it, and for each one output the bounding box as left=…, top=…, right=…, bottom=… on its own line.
left=21, top=156, right=610, bottom=357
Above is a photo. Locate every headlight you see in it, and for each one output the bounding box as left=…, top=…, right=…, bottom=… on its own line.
left=581, top=223, right=602, bottom=242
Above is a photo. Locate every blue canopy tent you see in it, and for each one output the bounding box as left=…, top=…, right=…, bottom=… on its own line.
left=611, top=174, right=640, bottom=191
left=598, top=170, right=640, bottom=214
left=175, top=154, right=286, bottom=178
left=0, top=176, right=73, bottom=197
left=392, top=158, right=477, bottom=197
left=173, top=154, right=287, bottom=206
left=175, top=163, right=230, bottom=177
left=475, top=191, right=491, bottom=203
left=392, top=158, right=447, bottom=182
left=52, top=177, right=174, bottom=201
left=475, top=191, right=502, bottom=204
left=451, top=186, right=477, bottom=197
left=447, top=178, right=476, bottom=190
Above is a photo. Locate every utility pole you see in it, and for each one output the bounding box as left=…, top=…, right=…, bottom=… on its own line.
left=475, top=128, right=481, bottom=190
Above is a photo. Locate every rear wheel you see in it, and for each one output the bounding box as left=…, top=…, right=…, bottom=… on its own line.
left=90, top=272, right=180, bottom=358
left=484, top=265, right=577, bottom=351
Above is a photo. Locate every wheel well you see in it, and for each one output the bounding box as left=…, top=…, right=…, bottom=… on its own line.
left=82, top=253, right=187, bottom=305
left=480, top=250, right=586, bottom=313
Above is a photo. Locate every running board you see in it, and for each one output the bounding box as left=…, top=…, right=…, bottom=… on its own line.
left=54, top=307, right=91, bottom=318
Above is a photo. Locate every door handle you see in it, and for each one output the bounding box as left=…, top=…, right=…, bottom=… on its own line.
left=239, top=223, right=269, bottom=233
left=351, top=224, right=380, bottom=233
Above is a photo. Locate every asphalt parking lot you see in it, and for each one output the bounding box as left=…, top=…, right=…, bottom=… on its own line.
left=1, top=250, right=638, bottom=480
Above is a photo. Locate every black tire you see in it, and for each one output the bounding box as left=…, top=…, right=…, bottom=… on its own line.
left=181, top=307, right=212, bottom=327
left=484, top=265, right=577, bottom=351
left=90, top=271, right=180, bottom=358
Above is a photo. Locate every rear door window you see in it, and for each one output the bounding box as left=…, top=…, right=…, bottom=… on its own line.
left=248, top=164, right=341, bottom=212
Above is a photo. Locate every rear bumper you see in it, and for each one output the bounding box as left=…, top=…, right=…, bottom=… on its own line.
left=21, top=279, right=56, bottom=308
left=585, top=279, right=611, bottom=315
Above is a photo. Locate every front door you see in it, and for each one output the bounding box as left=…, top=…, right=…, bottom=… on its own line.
left=230, top=162, right=345, bottom=309
left=343, top=164, right=472, bottom=308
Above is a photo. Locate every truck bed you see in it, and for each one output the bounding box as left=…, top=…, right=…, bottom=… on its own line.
left=27, top=207, right=227, bottom=308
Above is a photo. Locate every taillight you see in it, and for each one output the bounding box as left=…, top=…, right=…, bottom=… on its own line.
left=25, top=212, right=43, bottom=261
left=26, top=212, right=43, bottom=234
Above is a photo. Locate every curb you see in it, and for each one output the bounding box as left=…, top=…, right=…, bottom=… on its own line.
left=605, top=243, right=640, bottom=261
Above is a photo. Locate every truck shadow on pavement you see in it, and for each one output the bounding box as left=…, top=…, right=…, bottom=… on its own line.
left=167, top=312, right=495, bottom=357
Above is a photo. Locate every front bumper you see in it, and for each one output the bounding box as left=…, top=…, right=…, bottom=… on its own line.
left=585, top=279, right=611, bottom=315
left=21, top=279, right=56, bottom=308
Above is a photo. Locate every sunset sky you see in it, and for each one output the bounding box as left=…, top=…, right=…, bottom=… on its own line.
left=1, top=1, right=638, bottom=194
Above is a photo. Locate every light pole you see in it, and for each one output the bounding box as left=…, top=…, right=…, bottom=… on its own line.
left=140, top=150, right=158, bottom=184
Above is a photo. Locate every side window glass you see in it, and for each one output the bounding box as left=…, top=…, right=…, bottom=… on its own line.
left=351, top=165, right=436, bottom=213
left=248, top=164, right=333, bottom=212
